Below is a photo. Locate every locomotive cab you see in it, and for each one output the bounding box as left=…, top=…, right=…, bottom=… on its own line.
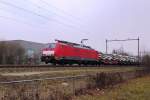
left=41, top=43, right=56, bottom=64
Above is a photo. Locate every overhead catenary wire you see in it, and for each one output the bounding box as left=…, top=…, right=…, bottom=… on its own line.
left=38, top=0, right=91, bottom=32
left=38, top=0, right=83, bottom=22
left=28, top=0, right=91, bottom=34
left=0, top=16, right=65, bottom=35
left=0, top=0, right=90, bottom=34
left=25, top=0, right=84, bottom=27
left=0, top=15, right=42, bottom=27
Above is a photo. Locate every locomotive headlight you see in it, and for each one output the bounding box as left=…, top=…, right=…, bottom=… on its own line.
left=43, top=51, right=54, bottom=56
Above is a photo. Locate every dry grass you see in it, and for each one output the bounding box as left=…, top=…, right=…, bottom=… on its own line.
left=0, top=66, right=143, bottom=79
left=0, top=66, right=143, bottom=83
left=75, top=75, right=150, bottom=100
left=0, top=77, right=90, bottom=100
left=0, top=67, right=146, bottom=100
left=0, top=66, right=142, bottom=73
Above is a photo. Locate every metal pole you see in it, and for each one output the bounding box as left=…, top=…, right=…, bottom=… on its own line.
left=81, top=39, right=88, bottom=45
left=106, top=39, right=108, bottom=54
left=72, top=75, right=75, bottom=95
left=106, top=37, right=140, bottom=65
left=81, top=40, right=83, bottom=44
left=138, top=37, right=140, bottom=64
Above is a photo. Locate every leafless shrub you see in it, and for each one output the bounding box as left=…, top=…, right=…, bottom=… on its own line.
left=142, top=54, right=150, bottom=68
left=91, top=72, right=123, bottom=89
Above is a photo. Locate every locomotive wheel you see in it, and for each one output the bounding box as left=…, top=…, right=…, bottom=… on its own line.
left=45, top=61, right=49, bottom=64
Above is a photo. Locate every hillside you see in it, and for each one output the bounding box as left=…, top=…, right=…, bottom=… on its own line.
left=0, top=40, right=49, bottom=54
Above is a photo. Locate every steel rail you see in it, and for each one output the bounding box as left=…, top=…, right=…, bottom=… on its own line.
left=0, top=64, right=52, bottom=68
left=0, top=74, right=91, bottom=84
left=0, top=64, right=138, bottom=68
left=0, top=64, right=104, bottom=68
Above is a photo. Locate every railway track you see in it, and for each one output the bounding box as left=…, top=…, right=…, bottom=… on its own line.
left=0, top=64, right=106, bottom=68
left=0, top=64, right=58, bottom=68
left=0, top=64, right=139, bottom=68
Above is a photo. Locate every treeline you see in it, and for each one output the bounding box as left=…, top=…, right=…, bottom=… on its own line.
left=142, top=54, right=150, bottom=67
left=0, top=42, right=25, bottom=64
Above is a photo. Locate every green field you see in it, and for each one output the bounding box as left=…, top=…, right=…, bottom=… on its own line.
left=76, top=75, right=150, bottom=100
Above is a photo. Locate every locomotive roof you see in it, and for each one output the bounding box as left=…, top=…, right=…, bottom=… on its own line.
left=55, top=40, right=92, bottom=49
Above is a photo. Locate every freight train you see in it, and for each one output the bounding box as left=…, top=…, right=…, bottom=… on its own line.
left=41, top=40, right=138, bottom=65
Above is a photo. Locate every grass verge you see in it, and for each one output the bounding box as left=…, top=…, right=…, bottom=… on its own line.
left=0, top=69, right=149, bottom=100
left=76, top=74, right=150, bottom=100
left=0, top=66, right=143, bottom=81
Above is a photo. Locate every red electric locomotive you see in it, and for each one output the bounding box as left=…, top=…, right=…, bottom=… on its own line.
left=41, top=40, right=101, bottom=65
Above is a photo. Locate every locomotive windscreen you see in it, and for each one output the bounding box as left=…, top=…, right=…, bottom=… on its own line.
left=49, top=43, right=56, bottom=49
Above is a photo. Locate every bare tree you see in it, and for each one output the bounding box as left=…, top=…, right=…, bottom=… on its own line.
left=112, top=49, right=129, bottom=56
left=0, top=42, right=25, bottom=65
left=142, top=54, right=150, bottom=67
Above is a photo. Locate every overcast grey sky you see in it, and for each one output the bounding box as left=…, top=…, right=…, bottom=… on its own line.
left=0, top=0, right=150, bottom=54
